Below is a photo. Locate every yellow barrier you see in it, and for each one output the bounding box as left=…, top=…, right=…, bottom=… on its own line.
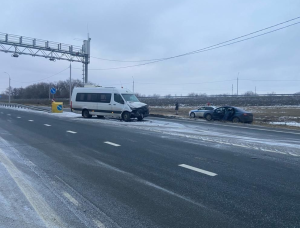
left=52, top=102, right=63, bottom=113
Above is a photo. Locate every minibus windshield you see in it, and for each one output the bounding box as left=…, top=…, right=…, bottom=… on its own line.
left=122, top=94, right=140, bottom=102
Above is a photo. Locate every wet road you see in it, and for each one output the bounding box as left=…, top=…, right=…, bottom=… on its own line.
left=0, top=107, right=300, bottom=227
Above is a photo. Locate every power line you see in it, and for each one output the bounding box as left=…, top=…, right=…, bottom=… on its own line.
left=240, top=79, right=300, bottom=81
left=81, top=21, right=300, bottom=71
left=90, top=16, right=300, bottom=63
left=133, top=79, right=235, bottom=85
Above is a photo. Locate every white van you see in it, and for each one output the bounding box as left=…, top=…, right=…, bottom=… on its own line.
left=71, top=87, right=149, bottom=121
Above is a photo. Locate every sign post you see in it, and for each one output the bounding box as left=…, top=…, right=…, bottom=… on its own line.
left=50, top=87, right=56, bottom=99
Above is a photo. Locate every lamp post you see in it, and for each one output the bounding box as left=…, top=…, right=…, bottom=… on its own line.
left=132, top=76, right=134, bottom=93
left=70, top=62, right=72, bottom=105
left=3, top=72, right=11, bottom=103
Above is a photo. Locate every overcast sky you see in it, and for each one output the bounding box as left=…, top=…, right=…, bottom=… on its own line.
left=1, top=0, right=300, bottom=95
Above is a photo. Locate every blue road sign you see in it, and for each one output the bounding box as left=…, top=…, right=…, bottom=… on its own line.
left=57, top=105, right=63, bottom=111
left=50, top=87, right=56, bottom=94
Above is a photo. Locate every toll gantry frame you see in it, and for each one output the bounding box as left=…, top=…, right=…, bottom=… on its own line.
left=0, top=32, right=91, bottom=83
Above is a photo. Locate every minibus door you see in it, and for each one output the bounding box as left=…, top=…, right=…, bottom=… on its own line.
left=97, top=93, right=112, bottom=116
left=112, top=93, right=125, bottom=117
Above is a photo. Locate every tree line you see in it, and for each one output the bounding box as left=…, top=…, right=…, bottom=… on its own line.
left=1, top=80, right=299, bottom=100
left=0, top=79, right=83, bottom=99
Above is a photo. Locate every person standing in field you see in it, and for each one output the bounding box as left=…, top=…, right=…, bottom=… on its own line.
left=175, top=101, right=179, bottom=115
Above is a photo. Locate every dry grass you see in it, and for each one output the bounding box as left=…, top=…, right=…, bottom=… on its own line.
left=149, top=106, right=300, bottom=130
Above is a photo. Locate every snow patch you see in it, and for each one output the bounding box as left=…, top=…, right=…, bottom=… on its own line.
left=270, top=122, right=300, bottom=127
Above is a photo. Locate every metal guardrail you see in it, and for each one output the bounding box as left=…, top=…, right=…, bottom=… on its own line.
left=0, top=103, right=50, bottom=112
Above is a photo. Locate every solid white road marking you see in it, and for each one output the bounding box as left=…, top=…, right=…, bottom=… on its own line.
left=0, top=147, right=66, bottom=227
left=44, top=124, right=51, bottom=127
left=179, top=164, right=217, bottom=176
left=66, top=130, right=77, bottom=134
left=93, top=219, right=105, bottom=228
left=104, top=141, right=121, bottom=147
left=28, top=120, right=34, bottom=122
left=62, top=191, right=79, bottom=206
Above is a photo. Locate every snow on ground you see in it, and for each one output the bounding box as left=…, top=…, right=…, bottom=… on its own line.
left=0, top=134, right=55, bottom=228
left=270, top=122, right=300, bottom=127
left=2, top=106, right=300, bottom=157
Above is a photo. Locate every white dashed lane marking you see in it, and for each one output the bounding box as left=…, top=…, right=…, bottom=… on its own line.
left=17, top=117, right=21, bottom=119
left=28, top=120, right=34, bottom=122
left=179, top=164, right=217, bottom=177
left=44, top=124, right=51, bottom=127
left=66, top=131, right=77, bottom=134
left=7, top=114, right=11, bottom=116
left=104, top=141, right=121, bottom=147
left=62, top=191, right=79, bottom=206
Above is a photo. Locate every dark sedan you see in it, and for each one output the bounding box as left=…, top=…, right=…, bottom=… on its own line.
left=203, top=106, right=253, bottom=123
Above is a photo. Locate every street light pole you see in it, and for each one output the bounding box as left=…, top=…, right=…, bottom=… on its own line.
left=70, top=62, right=72, bottom=105
left=132, top=76, right=134, bottom=93
left=4, top=72, right=11, bottom=103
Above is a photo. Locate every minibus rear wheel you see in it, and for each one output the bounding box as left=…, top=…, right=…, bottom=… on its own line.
left=83, top=109, right=92, bottom=118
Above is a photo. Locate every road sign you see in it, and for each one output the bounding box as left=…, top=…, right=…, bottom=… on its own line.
left=57, top=104, right=62, bottom=111
left=50, top=87, right=56, bottom=94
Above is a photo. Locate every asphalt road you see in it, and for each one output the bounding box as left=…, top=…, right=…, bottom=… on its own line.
left=0, top=107, right=300, bottom=228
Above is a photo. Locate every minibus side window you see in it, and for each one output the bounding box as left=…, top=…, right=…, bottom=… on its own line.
left=98, top=93, right=111, bottom=103
left=114, top=94, right=124, bottom=104
left=86, top=93, right=98, bottom=102
left=76, top=93, right=86, bottom=101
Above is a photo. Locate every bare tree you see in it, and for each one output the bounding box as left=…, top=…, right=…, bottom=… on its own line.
left=151, top=94, right=160, bottom=98
left=243, top=91, right=256, bottom=96
left=188, top=92, right=197, bottom=97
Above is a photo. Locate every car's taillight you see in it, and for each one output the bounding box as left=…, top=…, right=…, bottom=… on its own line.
left=243, top=113, right=247, bottom=116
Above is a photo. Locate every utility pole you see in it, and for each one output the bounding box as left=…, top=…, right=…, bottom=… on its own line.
left=83, top=34, right=91, bottom=84
left=9, top=77, right=11, bottom=104
left=255, top=86, right=256, bottom=95
left=82, top=63, right=85, bottom=85
left=49, top=83, right=50, bottom=100
left=132, top=76, right=134, bottom=93
left=3, top=72, right=11, bottom=103
left=237, top=72, right=239, bottom=96
left=232, top=84, right=233, bottom=95
left=70, top=62, right=72, bottom=105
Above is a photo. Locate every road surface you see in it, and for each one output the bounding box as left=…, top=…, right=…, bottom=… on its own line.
left=0, top=107, right=299, bottom=227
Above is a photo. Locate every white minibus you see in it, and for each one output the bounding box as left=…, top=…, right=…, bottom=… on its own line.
left=71, top=87, right=149, bottom=121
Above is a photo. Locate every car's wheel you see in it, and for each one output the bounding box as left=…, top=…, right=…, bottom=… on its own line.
left=137, top=116, right=143, bottom=121
left=122, top=112, right=131, bottom=122
left=190, top=112, right=196, bottom=118
left=82, top=109, right=91, bottom=118
left=205, top=114, right=212, bottom=121
left=232, top=117, right=240, bottom=123
left=97, top=115, right=104, bottom=119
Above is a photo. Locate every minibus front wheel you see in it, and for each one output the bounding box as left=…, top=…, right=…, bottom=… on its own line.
left=122, top=112, right=131, bottom=122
